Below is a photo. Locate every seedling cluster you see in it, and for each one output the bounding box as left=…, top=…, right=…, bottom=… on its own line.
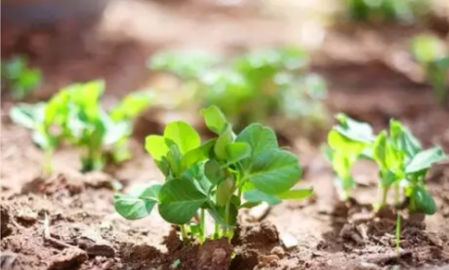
left=340, top=0, right=429, bottom=24
left=327, top=114, right=447, bottom=248
left=114, top=106, right=313, bottom=242
left=148, top=48, right=327, bottom=130
left=411, top=35, right=449, bottom=106
left=1, top=55, right=42, bottom=100
left=10, top=80, right=153, bottom=172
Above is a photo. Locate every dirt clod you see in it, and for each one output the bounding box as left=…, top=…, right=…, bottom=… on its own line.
left=197, top=238, right=232, bottom=270
left=47, top=247, right=88, bottom=270
left=78, top=229, right=115, bottom=257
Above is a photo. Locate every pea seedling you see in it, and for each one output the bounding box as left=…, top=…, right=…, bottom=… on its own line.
left=148, top=48, right=327, bottom=130
left=411, top=35, right=449, bottom=106
left=340, top=0, right=428, bottom=24
left=326, top=113, right=374, bottom=200
left=1, top=55, right=42, bottom=100
left=114, top=106, right=313, bottom=243
left=10, top=80, right=153, bottom=172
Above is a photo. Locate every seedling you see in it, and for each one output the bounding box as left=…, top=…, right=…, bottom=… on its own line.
left=1, top=55, right=42, bottom=100
left=372, top=120, right=446, bottom=213
left=326, top=113, right=374, bottom=200
left=10, top=80, right=153, bottom=172
left=148, top=48, right=327, bottom=130
left=114, top=105, right=313, bottom=243
left=411, top=35, right=449, bottom=106
left=340, top=0, right=428, bottom=24
left=371, top=120, right=446, bottom=251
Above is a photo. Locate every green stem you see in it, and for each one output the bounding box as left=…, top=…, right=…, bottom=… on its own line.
left=224, top=200, right=230, bottom=238
left=380, top=186, right=390, bottom=209
left=214, top=222, right=220, bottom=239
left=43, top=149, right=53, bottom=173
left=180, top=225, right=188, bottom=242
left=200, top=208, right=206, bottom=243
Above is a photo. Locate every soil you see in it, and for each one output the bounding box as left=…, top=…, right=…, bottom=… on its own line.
left=2, top=0, right=449, bottom=270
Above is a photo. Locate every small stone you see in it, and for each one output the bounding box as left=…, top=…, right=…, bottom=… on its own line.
left=48, top=247, right=87, bottom=270
left=77, top=229, right=115, bottom=257
left=356, top=224, right=368, bottom=240
left=17, top=209, right=38, bottom=223
left=280, top=233, right=298, bottom=250
left=0, top=251, right=18, bottom=269
left=248, top=202, right=270, bottom=221
left=355, top=262, right=380, bottom=270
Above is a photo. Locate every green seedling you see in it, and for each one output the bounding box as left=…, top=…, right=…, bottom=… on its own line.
left=114, top=105, right=313, bottom=243
left=341, top=0, right=428, bottom=24
left=326, top=113, right=374, bottom=200
left=1, top=55, right=42, bottom=100
left=148, top=47, right=327, bottom=130
left=371, top=120, right=446, bottom=251
left=372, top=120, right=446, bottom=213
left=411, top=35, right=449, bottom=106
left=10, top=80, right=153, bottom=172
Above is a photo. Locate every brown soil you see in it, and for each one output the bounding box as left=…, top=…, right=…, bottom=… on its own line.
left=2, top=1, right=449, bottom=270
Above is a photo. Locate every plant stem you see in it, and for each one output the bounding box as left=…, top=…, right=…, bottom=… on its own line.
left=200, top=208, right=206, bottom=243
left=214, top=222, right=220, bottom=239
left=380, top=186, right=390, bottom=208
left=43, top=149, right=53, bottom=173
left=180, top=225, right=188, bottom=242
left=224, top=200, right=230, bottom=238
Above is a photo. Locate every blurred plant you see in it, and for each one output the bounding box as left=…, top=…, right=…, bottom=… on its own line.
left=148, top=47, right=327, bottom=131
left=326, top=113, right=374, bottom=200
left=10, top=80, right=153, bottom=172
left=114, top=105, right=313, bottom=243
left=340, top=0, right=429, bottom=24
left=1, top=55, right=42, bottom=100
left=411, top=35, right=449, bottom=106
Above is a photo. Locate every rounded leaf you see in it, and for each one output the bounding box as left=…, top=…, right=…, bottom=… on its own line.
left=164, top=121, right=201, bottom=154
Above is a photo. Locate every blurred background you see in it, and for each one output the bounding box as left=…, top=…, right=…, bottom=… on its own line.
left=1, top=0, right=449, bottom=151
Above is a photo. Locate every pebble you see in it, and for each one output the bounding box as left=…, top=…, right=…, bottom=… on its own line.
left=248, top=202, right=270, bottom=221
left=280, top=233, right=298, bottom=250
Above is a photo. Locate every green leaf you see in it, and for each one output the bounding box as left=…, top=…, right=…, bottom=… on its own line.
left=225, top=142, right=251, bottom=163
left=9, top=103, right=43, bottom=129
left=109, top=91, right=153, bottom=122
left=44, top=89, right=70, bottom=126
left=216, top=178, right=234, bottom=206
left=214, top=124, right=234, bottom=159
left=372, top=131, right=402, bottom=170
left=247, top=149, right=302, bottom=194
left=405, top=147, right=447, bottom=173
left=328, top=129, right=366, bottom=154
left=145, top=135, right=169, bottom=161
left=114, top=194, right=158, bottom=220
left=411, top=187, right=437, bottom=215
left=276, top=188, right=313, bottom=200
left=180, top=139, right=215, bottom=172
left=158, top=178, right=208, bottom=224
left=164, top=121, right=201, bottom=155
left=200, top=105, right=228, bottom=134
left=244, top=189, right=282, bottom=205
left=204, top=159, right=226, bottom=186
left=334, top=113, right=374, bottom=143
left=389, top=120, right=421, bottom=159
left=236, top=123, right=278, bottom=167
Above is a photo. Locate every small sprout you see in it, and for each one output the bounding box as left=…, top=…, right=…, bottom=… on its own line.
left=411, top=35, right=449, bottom=106
left=1, top=55, right=42, bottom=100
left=9, top=80, right=153, bottom=172
left=114, top=105, right=313, bottom=243
left=326, top=113, right=374, bottom=200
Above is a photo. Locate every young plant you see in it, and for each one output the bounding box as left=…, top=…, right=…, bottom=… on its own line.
left=114, top=105, right=313, bottom=243
left=340, top=0, right=429, bottom=24
left=372, top=120, right=446, bottom=213
left=326, top=113, right=374, bottom=200
left=10, top=80, right=153, bottom=172
left=1, top=55, right=42, bottom=100
left=411, top=35, right=449, bottom=106
left=148, top=48, right=327, bottom=130
left=371, top=120, right=446, bottom=251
